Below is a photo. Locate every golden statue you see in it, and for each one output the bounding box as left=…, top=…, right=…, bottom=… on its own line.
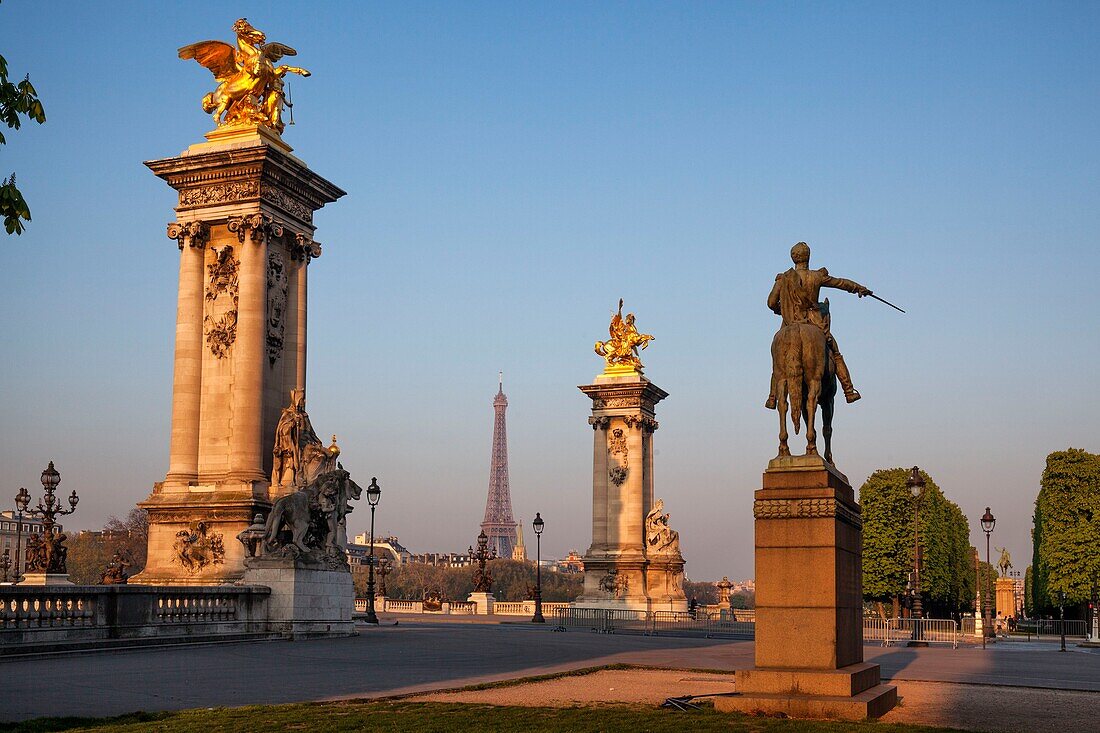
left=179, top=18, right=310, bottom=134
left=594, top=299, right=654, bottom=373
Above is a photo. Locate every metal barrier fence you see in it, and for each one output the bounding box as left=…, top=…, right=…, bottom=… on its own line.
left=649, top=610, right=756, bottom=638
left=863, top=618, right=958, bottom=648
left=554, top=607, right=649, bottom=633
left=1015, top=619, right=1087, bottom=638
left=554, top=608, right=754, bottom=637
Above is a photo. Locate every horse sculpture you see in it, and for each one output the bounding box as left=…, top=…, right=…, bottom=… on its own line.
left=771, top=319, right=838, bottom=462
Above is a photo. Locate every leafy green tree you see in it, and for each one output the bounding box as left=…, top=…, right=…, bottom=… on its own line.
left=63, top=509, right=148, bottom=584
left=1024, top=565, right=1034, bottom=617
left=1032, top=448, right=1100, bottom=615
left=1, top=27, right=47, bottom=235
left=861, top=468, right=974, bottom=616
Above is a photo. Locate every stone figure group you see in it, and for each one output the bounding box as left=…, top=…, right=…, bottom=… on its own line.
left=24, top=531, right=68, bottom=575
left=645, top=498, right=680, bottom=555
left=271, top=389, right=337, bottom=488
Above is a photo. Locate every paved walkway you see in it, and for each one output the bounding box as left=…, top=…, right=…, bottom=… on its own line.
left=1, top=618, right=1098, bottom=722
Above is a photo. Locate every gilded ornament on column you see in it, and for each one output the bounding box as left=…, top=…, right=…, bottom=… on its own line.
left=178, top=18, right=310, bottom=134
left=594, top=299, right=654, bottom=374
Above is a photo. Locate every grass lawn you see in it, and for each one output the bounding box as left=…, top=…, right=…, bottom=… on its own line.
left=1, top=701, right=960, bottom=733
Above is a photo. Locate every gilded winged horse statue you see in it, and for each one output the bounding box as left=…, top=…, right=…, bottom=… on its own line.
left=178, top=18, right=310, bottom=133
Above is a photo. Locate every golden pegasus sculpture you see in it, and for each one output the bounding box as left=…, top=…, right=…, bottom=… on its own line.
left=594, top=299, right=654, bottom=372
left=179, top=18, right=310, bottom=134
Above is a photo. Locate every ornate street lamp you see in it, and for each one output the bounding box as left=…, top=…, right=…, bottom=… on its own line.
left=532, top=512, right=545, bottom=623
left=11, top=486, right=30, bottom=583
left=364, top=477, right=381, bottom=625
left=980, top=506, right=995, bottom=649
left=377, top=556, right=392, bottom=598
left=15, top=462, right=78, bottom=578
left=907, top=467, right=927, bottom=646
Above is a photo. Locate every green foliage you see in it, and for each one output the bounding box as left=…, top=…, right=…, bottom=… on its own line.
left=1024, top=565, right=1034, bottom=617
left=0, top=43, right=47, bottom=235
left=861, top=468, right=974, bottom=614
left=356, top=559, right=583, bottom=602
left=1032, top=448, right=1100, bottom=611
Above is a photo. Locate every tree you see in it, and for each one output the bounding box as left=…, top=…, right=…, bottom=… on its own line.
left=371, top=559, right=583, bottom=602
left=63, top=509, right=148, bottom=584
left=0, top=33, right=46, bottom=235
left=1031, top=448, right=1100, bottom=616
left=861, top=468, right=974, bottom=617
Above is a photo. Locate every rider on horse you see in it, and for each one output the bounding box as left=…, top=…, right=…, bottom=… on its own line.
left=766, top=242, right=871, bottom=408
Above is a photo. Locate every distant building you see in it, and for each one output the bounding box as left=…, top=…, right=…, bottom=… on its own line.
left=1, top=510, right=62, bottom=579
left=406, top=552, right=473, bottom=568
left=512, top=524, right=528, bottom=563
left=554, top=549, right=584, bottom=574
left=347, top=535, right=411, bottom=570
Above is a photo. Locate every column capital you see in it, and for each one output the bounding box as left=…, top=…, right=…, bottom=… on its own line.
left=291, top=232, right=322, bottom=262
left=588, top=416, right=611, bottom=430
left=227, top=214, right=283, bottom=244
left=623, top=415, right=659, bottom=432
left=167, top=221, right=209, bottom=250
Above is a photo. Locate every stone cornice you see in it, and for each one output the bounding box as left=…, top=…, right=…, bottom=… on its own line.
left=145, top=143, right=346, bottom=231
left=579, top=378, right=668, bottom=414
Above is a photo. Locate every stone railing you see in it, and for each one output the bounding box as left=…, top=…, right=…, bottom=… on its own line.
left=358, top=598, right=572, bottom=617
left=0, top=585, right=271, bottom=652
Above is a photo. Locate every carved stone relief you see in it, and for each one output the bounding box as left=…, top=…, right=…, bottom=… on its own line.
left=753, top=498, right=862, bottom=529
left=178, top=180, right=259, bottom=208
left=266, top=251, right=288, bottom=365
left=204, top=246, right=239, bottom=358
left=598, top=568, right=629, bottom=598
left=261, top=185, right=314, bottom=223
left=173, top=521, right=226, bottom=574
left=607, top=427, right=629, bottom=486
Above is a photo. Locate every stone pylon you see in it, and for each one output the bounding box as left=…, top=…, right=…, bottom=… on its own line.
left=573, top=368, right=686, bottom=612
left=480, top=376, right=519, bottom=559
left=131, top=126, right=344, bottom=586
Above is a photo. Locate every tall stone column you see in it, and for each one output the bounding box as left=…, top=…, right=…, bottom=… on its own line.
left=574, top=373, right=684, bottom=612
left=227, top=216, right=277, bottom=485
left=132, top=126, right=345, bottom=586
left=164, top=221, right=208, bottom=485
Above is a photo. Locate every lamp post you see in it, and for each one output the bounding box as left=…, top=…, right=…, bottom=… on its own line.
left=1058, top=590, right=1066, bottom=652
left=12, top=486, right=30, bottom=583
left=364, top=477, right=381, bottom=625
left=907, top=467, right=927, bottom=646
left=17, top=463, right=78, bottom=578
left=377, top=556, right=392, bottom=598
left=980, top=506, right=995, bottom=649
left=532, top=512, right=545, bottom=623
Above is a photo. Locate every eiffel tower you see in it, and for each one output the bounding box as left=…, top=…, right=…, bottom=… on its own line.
left=481, top=373, right=519, bottom=559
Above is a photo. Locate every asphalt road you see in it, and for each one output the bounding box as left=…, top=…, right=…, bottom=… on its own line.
left=1, top=620, right=1098, bottom=722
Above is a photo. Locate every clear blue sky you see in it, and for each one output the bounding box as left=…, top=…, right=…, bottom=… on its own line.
left=2, top=1, right=1097, bottom=580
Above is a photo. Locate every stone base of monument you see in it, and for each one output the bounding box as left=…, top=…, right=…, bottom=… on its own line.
left=240, top=554, right=355, bottom=639
left=715, top=663, right=897, bottom=719
left=19, top=573, right=75, bottom=586
left=467, top=592, right=495, bottom=615
left=716, top=454, right=896, bottom=721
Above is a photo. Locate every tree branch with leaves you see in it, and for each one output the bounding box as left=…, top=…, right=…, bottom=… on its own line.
left=1, top=38, right=47, bottom=235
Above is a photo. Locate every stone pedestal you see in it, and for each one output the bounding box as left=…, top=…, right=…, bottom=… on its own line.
left=132, top=127, right=344, bottom=586
left=716, top=455, right=896, bottom=720
left=19, top=573, right=74, bottom=586
left=468, top=591, right=495, bottom=615
left=995, top=577, right=1016, bottom=620
left=572, top=372, right=687, bottom=613
left=240, top=556, right=354, bottom=638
